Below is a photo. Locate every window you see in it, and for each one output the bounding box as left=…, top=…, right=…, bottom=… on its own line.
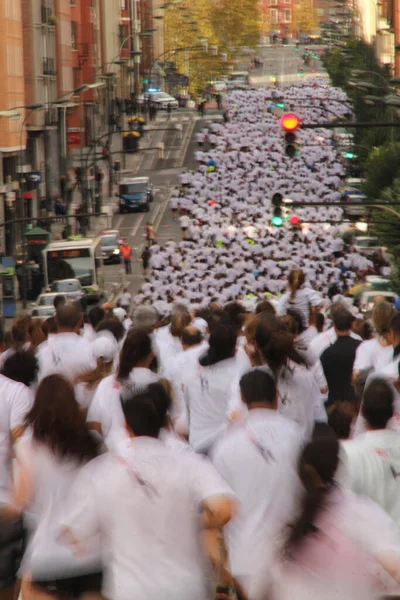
left=284, top=9, right=291, bottom=22
left=71, top=21, right=78, bottom=49
left=284, top=0, right=291, bottom=3
left=270, top=8, right=278, bottom=22
left=119, top=24, right=129, bottom=48
left=270, top=0, right=277, bottom=4
left=317, top=8, right=324, bottom=16
left=120, top=0, right=127, bottom=9
left=73, top=67, right=80, bottom=90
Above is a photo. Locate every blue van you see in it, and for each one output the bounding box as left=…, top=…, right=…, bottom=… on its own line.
left=118, top=176, right=153, bottom=213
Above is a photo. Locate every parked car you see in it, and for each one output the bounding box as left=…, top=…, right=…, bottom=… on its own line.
left=353, top=236, right=381, bottom=257
left=137, top=92, right=179, bottom=109
left=342, top=191, right=368, bottom=218
left=30, top=292, right=69, bottom=319
left=50, top=279, right=84, bottom=301
left=207, top=81, right=227, bottom=93
left=98, top=229, right=121, bottom=264
left=359, top=290, right=397, bottom=314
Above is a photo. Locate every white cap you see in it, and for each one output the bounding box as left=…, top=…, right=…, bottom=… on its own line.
left=92, top=334, right=119, bottom=363
left=192, top=317, right=208, bottom=336
left=113, top=307, right=127, bottom=322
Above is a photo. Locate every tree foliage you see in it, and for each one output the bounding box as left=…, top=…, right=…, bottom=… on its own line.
left=292, top=0, right=318, bottom=36
left=208, top=0, right=261, bottom=52
left=163, top=0, right=261, bottom=94
left=363, top=144, right=400, bottom=200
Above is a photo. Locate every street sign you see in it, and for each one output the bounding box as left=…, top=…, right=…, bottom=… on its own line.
left=27, top=171, right=42, bottom=184
left=16, top=165, right=32, bottom=174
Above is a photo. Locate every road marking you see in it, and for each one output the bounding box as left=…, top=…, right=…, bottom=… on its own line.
left=130, top=213, right=145, bottom=237
left=115, top=214, right=124, bottom=230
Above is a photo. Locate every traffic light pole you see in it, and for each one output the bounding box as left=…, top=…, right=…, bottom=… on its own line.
left=300, top=121, right=400, bottom=129
left=285, top=202, right=400, bottom=220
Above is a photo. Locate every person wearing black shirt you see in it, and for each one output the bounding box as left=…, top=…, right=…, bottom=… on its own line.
left=321, top=307, right=361, bottom=407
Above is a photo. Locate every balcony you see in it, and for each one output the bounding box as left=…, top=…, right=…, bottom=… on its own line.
left=43, top=57, right=56, bottom=76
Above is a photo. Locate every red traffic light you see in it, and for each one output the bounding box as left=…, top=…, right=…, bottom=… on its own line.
left=280, top=113, right=300, bottom=132
left=289, top=215, right=300, bottom=225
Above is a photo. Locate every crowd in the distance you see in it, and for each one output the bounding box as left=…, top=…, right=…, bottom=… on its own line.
left=134, top=79, right=382, bottom=313
left=0, top=78, right=400, bottom=600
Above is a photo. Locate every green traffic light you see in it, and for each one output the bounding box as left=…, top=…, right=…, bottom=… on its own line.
left=345, top=152, right=355, bottom=159
left=271, top=215, right=283, bottom=227
left=276, top=103, right=285, bottom=109
left=143, top=79, right=149, bottom=84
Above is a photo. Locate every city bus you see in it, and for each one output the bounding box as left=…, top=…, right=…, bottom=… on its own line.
left=42, top=238, right=104, bottom=302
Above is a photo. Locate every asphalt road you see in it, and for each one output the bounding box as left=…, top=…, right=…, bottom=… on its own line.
left=102, top=108, right=224, bottom=296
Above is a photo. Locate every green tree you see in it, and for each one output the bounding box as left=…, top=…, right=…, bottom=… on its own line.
left=293, top=0, right=318, bottom=36
left=208, top=0, right=261, bottom=53
left=363, top=144, right=400, bottom=199
left=370, top=178, right=400, bottom=292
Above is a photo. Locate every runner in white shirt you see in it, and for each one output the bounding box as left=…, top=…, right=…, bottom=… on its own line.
left=87, top=329, right=158, bottom=451
left=253, top=316, right=320, bottom=438
left=75, top=334, right=119, bottom=411
left=61, top=388, right=235, bottom=600
left=153, top=304, right=191, bottom=376
left=353, top=301, right=394, bottom=379
left=277, top=268, right=323, bottom=328
left=249, top=424, right=400, bottom=600
left=183, top=324, right=246, bottom=453
left=37, top=303, right=96, bottom=383
left=163, top=326, right=209, bottom=434
left=13, top=374, right=102, bottom=600
left=212, top=370, right=303, bottom=593
left=0, top=353, right=36, bottom=597
left=340, top=378, right=400, bottom=527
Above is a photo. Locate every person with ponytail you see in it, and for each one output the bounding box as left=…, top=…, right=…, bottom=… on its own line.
left=87, top=328, right=158, bottom=451
left=154, top=304, right=191, bottom=376
left=249, top=424, right=400, bottom=600
left=13, top=375, right=101, bottom=600
left=277, top=268, right=323, bottom=329
left=251, top=314, right=322, bottom=438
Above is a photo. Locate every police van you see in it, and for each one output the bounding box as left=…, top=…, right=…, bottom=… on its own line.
left=118, top=176, right=153, bottom=213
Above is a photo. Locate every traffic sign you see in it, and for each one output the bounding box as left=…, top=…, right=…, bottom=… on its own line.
left=27, top=171, right=42, bottom=184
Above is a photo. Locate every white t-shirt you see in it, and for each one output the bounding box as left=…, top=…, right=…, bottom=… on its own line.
left=62, top=437, right=233, bottom=600
left=183, top=356, right=246, bottom=453
left=37, top=332, right=96, bottom=383
left=277, top=287, right=323, bottom=327
left=16, top=435, right=101, bottom=579
left=353, top=339, right=393, bottom=373
left=0, top=375, right=33, bottom=503
left=119, top=293, right=131, bottom=307
left=87, top=369, right=158, bottom=451
left=249, top=488, right=400, bottom=600
left=212, top=409, right=303, bottom=581
left=310, top=328, right=362, bottom=357
left=163, top=341, right=209, bottom=433
left=179, top=215, right=190, bottom=229
left=153, top=325, right=185, bottom=376
left=340, top=429, right=400, bottom=527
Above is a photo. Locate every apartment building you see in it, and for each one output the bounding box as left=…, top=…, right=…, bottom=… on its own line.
left=0, top=0, right=26, bottom=252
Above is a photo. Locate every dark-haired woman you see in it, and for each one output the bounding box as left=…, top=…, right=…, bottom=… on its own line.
left=12, top=374, right=102, bottom=600
left=87, top=328, right=158, bottom=451
left=250, top=424, right=400, bottom=600
left=183, top=324, right=246, bottom=453
left=256, top=316, right=321, bottom=438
